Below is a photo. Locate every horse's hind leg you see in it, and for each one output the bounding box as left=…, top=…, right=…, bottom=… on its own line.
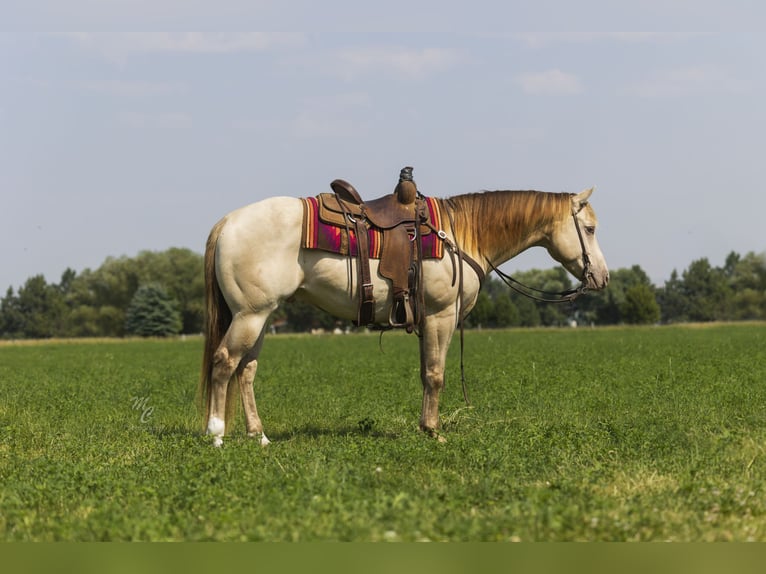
left=207, top=312, right=270, bottom=446
left=207, top=347, right=236, bottom=447
left=238, top=329, right=270, bottom=446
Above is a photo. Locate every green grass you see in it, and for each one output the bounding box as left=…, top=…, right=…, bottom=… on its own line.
left=1, top=324, right=765, bottom=541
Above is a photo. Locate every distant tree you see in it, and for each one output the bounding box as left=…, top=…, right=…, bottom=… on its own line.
left=88, top=256, right=142, bottom=311
left=493, top=295, right=520, bottom=327
left=133, top=248, right=205, bottom=333
left=658, top=269, right=688, bottom=323
left=513, top=294, right=541, bottom=327
left=58, top=267, right=77, bottom=295
left=724, top=251, right=766, bottom=320
left=621, top=284, right=661, bottom=324
left=66, top=305, right=102, bottom=338
left=587, top=265, right=657, bottom=325
left=504, top=268, right=574, bottom=326
left=59, top=248, right=204, bottom=336
left=282, top=299, right=337, bottom=332
left=0, top=275, right=67, bottom=338
left=465, top=291, right=493, bottom=328
left=124, top=283, right=182, bottom=337
left=534, top=268, right=573, bottom=326
left=3, top=246, right=762, bottom=338
left=682, top=258, right=730, bottom=321
left=0, top=287, right=24, bottom=338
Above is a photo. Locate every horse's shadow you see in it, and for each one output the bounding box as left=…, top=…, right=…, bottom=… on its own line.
left=146, top=422, right=401, bottom=442
left=265, top=422, right=401, bottom=442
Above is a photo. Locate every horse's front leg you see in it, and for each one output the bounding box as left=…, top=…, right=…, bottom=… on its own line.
left=418, top=310, right=456, bottom=441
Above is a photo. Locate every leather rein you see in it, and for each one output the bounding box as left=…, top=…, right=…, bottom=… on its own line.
left=486, top=206, right=593, bottom=304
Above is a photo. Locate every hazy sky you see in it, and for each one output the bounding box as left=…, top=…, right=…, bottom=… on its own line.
left=2, top=21, right=765, bottom=291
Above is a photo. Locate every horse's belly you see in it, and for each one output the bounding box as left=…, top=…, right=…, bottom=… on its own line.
left=295, top=250, right=471, bottom=323
left=294, top=252, right=388, bottom=322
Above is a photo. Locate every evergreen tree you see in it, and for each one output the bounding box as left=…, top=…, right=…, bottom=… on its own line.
left=133, top=248, right=205, bottom=333
left=124, top=283, right=182, bottom=337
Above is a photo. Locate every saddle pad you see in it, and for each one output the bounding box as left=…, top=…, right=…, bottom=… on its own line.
left=301, top=196, right=445, bottom=259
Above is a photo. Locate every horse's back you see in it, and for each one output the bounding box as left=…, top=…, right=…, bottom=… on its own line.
left=220, top=196, right=303, bottom=229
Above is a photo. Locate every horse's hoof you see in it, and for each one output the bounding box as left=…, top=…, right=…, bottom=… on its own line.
left=421, top=426, right=447, bottom=443
left=249, top=432, right=271, bottom=446
left=207, top=417, right=225, bottom=447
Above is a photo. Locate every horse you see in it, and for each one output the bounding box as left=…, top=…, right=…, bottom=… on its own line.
left=198, top=186, right=609, bottom=446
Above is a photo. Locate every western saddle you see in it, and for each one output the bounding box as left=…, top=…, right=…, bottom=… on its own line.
left=321, top=166, right=431, bottom=332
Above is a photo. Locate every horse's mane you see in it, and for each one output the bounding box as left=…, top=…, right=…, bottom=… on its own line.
left=445, top=190, right=571, bottom=258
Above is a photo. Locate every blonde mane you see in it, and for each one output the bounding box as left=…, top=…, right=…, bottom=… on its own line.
left=445, top=190, right=571, bottom=260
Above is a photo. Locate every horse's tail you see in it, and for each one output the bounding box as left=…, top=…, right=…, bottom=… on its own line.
left=198, top=216, right=233, bottom=431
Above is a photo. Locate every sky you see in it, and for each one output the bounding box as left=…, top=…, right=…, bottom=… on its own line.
left=2, top=9, right=765, bottom=292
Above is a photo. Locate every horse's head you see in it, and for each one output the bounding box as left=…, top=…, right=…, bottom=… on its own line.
left=546, top=187, right=609, bottom=291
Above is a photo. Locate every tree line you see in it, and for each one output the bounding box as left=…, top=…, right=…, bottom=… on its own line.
left=0, top=248, right=203, bottom=339
left=465, top=250, right=765, bottom=328
left=1, top=248, right=764, bottom=339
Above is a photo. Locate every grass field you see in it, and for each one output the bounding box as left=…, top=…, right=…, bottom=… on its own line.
left=1, top=323, right=765, bottom=541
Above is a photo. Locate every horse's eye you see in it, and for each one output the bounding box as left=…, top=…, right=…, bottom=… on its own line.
left=585, top=226, right=596, bottom=235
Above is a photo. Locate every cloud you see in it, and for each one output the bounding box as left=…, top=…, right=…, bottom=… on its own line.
left=83, top=80, right=185, bottom=97
left=630, top=65, right=747, bottom=98
left=290, top=113, right=367, bottom=140
left=515, top=32, right=665, bottom=49
left=116, top=111, right=192, bottom=129
left=290, top=91, right=373, bottom=139
left=333, top=46, right=460, bottom=80
left=61, top=33, right=306, bottom=59
left=516, top=69, right=584, bottom=95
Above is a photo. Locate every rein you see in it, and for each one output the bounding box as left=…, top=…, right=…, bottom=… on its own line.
left=487, top=208, right=592, bottom=304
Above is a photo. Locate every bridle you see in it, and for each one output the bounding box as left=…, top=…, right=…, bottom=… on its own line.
left=486, top=204, right=593, bottom=304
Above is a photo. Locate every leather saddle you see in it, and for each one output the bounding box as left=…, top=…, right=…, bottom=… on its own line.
left=318, top=167, right=429, bottom=332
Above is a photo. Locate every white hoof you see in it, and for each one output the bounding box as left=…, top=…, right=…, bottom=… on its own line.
left=207, top=416, right=225, bottom=447
left=248, top=432, right=271, bottom=446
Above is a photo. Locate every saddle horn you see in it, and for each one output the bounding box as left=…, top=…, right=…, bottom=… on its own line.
left=395, top=166, right=417, bottom=205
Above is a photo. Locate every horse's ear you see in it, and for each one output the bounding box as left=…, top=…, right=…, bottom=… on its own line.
left=572, top=187, right=594, bottom=211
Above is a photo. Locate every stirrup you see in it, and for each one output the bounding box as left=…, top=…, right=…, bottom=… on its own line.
left=389, top=294, right=415, bottom=332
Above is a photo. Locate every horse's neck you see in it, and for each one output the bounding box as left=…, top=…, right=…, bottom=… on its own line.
left=452, top=190, right=565, bottom=267
left=490, top=225, right=547, bottom=265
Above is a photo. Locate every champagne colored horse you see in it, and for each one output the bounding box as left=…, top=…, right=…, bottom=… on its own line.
left=199, top=187, right=609, bottom=446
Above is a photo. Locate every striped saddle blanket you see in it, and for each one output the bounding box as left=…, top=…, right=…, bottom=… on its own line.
left=300, top=195, right=445, bottom=259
